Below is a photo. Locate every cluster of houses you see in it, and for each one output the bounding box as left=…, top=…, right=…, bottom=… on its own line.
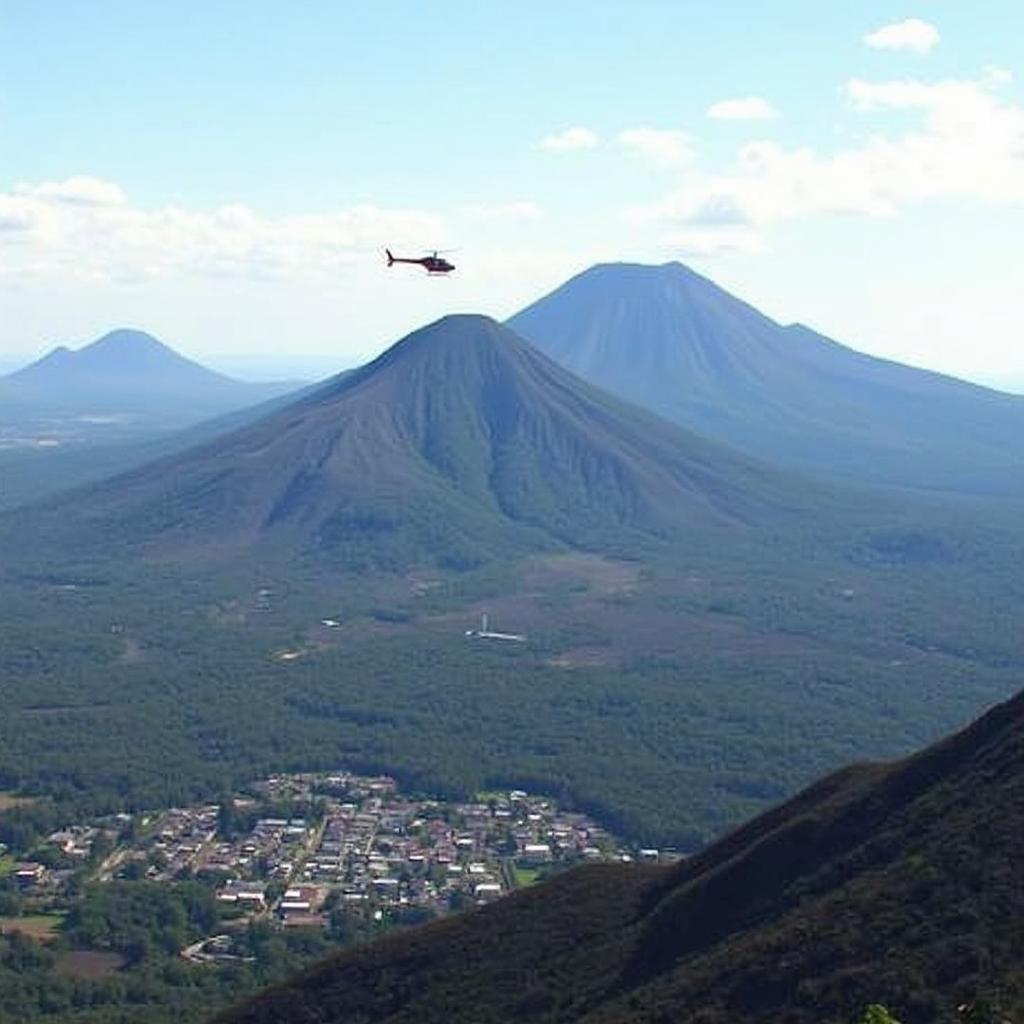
left=46, top=825, right=102, bottom=861
left=292, top=797, right=514, bottom=915
left=127, top=805, right=220, bottom=881
left=213, top=878, right=325, bottom=927
left=12, top=862, right=47, bottom=889
left=203, top=816, right=312, bottom=881
left=4, top=769, right=661, bottom=939
left=5, top=826, right=109, bottom=894
left=201, top=772, right=630, bottom=926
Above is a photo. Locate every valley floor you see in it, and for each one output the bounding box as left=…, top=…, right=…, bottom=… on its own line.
left=0, top=770, right=643, bottom=1024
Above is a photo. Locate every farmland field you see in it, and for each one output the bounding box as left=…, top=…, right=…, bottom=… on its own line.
left=0, top=913, right=65, bottom=942
left=0, top=792, right=34, bottom=811
left=54, top=950, right=128, bottom=979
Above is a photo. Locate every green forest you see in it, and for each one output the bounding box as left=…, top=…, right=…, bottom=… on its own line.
left=2, top=416, right=1024, bottom=1024
left=0, top=877, right=414, bottom=1024
left=2, top=495, right=1024, bottom=856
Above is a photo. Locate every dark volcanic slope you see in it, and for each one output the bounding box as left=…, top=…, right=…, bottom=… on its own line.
left=1, top=328, right=298, bottom=420
left=25, top=315, right=813, bottom=568
left=217, top=687, right=1024, bottom=1024
left=508, top=262, right=1024, bottom=494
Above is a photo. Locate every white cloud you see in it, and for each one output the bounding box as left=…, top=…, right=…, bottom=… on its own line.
left=846, top=68, right=1014, bottom=112
left=618, top=128, right=693, bottom=168
left=864, top=18, right=939, bottom=54
left=630, top=69, right=1024, bottom=245
left=0, top=195, right=43, bottom=232
left=539, top=126, right=599, bottom=152
left=707, top=96, right=779, bottom=121
left=982, top=65, right=1014, bottom=87
left=458, top=200, right=542, bottom=221
left=0, top=178, right=447, bottom=284
left=662, top=226, right=768, bottom=258
left=637, top=190, right=753, bottom=228
left=15, top=176, right=127, bottom=206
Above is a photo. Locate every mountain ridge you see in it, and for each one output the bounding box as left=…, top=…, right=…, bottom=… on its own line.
left=1, top=327, right=301, bottom=415
left=19, top=313, right=821, bottom=569
left=216, top=684, right=1024, bottom=1024
left=508, top=262, right=1024, bottom=494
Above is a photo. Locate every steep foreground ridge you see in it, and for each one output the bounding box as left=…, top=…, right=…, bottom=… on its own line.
left=218, top=688, right=1024, bottom=1024
left=509, top=262, right=1024, bottom=494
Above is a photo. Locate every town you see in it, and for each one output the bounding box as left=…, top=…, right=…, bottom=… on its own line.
left=2, top=771, right=673, bottom=961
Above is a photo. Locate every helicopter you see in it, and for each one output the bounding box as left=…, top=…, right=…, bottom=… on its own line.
left=385, top=248, right=456, bottom=275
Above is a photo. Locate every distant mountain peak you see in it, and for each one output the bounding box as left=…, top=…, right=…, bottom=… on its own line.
left=72, top=328, right=223, bottom=376
left=588, top=258, right=698, bottom=274
left=386, top=313, right=506, bottom=356
left=330, top=314, right=535, bottom=397
left=1, top=328, right=301, bottom=415
left=85, top=327, right=171, bottom=353
left=8, top=328, right=204, bottom=380
left=509, top=261, right=1024, bottom=494
left=570, top=259, right=726, bottom=285
left=29, top=345, right=74, bottom=368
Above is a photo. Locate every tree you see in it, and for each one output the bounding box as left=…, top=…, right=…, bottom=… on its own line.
left=121, top=860, right=145, bottom=881
left=89, top=831, right=114, bottom=866
left=217, top=798, right=239, bottom=840
left=448, top=890, right=471, bottom=913
left=859, top=1006, right=901, bottom=1024
left=0, top=890, right=22, bottom=916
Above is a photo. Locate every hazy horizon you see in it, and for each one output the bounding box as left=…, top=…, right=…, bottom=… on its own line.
left=2, top=289, right=1023, bottom=396
left=4, top=2, right=1024, bottom=386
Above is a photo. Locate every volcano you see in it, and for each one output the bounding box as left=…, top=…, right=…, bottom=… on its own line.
left=509, top=262, right=1024, bottom=494
left=28, top=314, right=815, bottom=569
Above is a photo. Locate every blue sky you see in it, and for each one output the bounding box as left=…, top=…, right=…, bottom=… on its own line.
left=2, top=1, right=1023, bottom=387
